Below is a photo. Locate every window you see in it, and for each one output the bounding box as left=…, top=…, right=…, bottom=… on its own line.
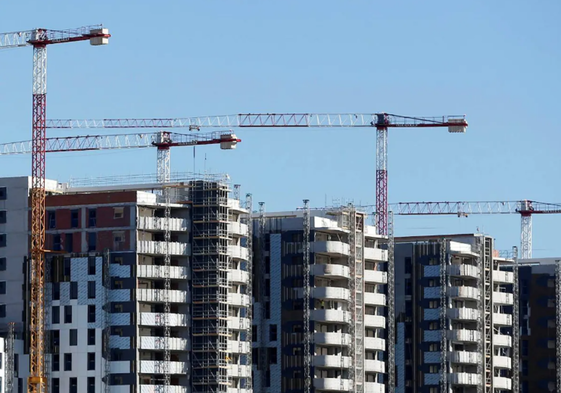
left=70, top=209, right=79, bottom=228
left=429, top=343, right=438, bottom=351
left=52, top=378, right=59, bottom=393
left=405, top=257, right=412, bottom=273
left=113, top=231, right=124, bottom=243
left=52, top=306, right=60, bottom=324
left=64, top=353, right=72, bottom=371
left=69, top=377, right=77, bottom=393
left=292, top=347, right=302, bottom=355
left=63, top=258, right=71, bottom=278
left=88, top=257, right=96, bottom=275
left=521, top=340, right=528, bottom=356
left=429, top=365, right=438, bottom=373
left=428, top=279, right=436, bottom=287
left=52, top=330, right=60, bottom=347
left=88, top=305, right=96, bottom=323
left=114, top=207, right=124, bottom=219
left=428, top=300, right=438, bottom=309
left=52, top=283, right=60, bottom=300
left=268, top=347, right=277, bottom=364
left=87, top=377, right=95, bottom=393
left=0, top=304, right=6, bottom=318
left=429, top=322, right=438, bottom=330
left=252, top=326, right=257, bottom=341
left=47, top=211, right=55, bottom=229
left=88, top=281, right=96, bottom=299
left=0, top=282, right=5, bottom=295
left=69, top=329, right=77, bottom=346
left=0, top=352, right=2, bottom=368
left=522, top=360, right=528, bottom=376
left=70, top=282, right=78, bottom=299
left=0, top=234, right=6, bottom=247
left=0, top=210, right=6, bottom=224
left=0, top=187, right=6, bottom=200
left=0, top=258, right=5, bottom=271
left=64, top=305, right=72, bottom=324
left=88, top=232, right=96, bottom=252
left=87, top=352, right=95, bottom=370
left=53, top=234, right=61, bottom=251
left=88, top=209, right=96, bottom=227
left=65, top=233, right=73, bottom=253
left=52, top=354, right=59, bottom=371
left=548, top=298, right=555, bottom=308
left=88, top=329, right=96, bottom=345
left=269, top=324, right=277, bottom=341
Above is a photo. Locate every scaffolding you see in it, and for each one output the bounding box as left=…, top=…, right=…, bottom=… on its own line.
left=511, top=246, right=519, bottom=393
left=258, top=202, right=267, bottom=392
left=6, top=322, right=15, bottom=393
left=555, top=259, right=561, bottom=392
left=103, top=249, right=111, bottom=393
left=475, top=237, right=484, bottom=393
left=439, top=239, right=448, bottom=393
left=162, top=184, right=172, bottom=390
left=190, top=180, right=231, bottom=392
left=483, top=237, right=493, bottom=393
left=244, top=193, right=253, bottom=392
left=387, top=211, right=395, bottom=392
left=303, top=200, right=311, bottom=393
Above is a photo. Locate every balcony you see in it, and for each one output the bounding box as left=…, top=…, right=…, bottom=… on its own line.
left=228, top=245, right=249, bottom=260
left=313, top=332, right=352, bottom=346
left=449, top=372, right=481, bottom=385
left=364, top=248, right=388, bottom=262
left=228, top=198, right=247, bottom=213
left=313, top=378, right=351, bottom=391
left=493, top=270, right=514, bottom=283
left=364, top=315, right=386, bottom=328
left=494, top=355, right=512, bottom=369
left=227, top=389, right=251, bottom=393
left=139, top=336, right=188, bottom=351
left=228, top=364, right=251, bottom=377
left=137, top=289, right=189, bottom=303
left=493, top=292, right=514, bottom=305
left=139, top=312, right=189, bottom=327
left=137, top=265, right=189, bottom=280
left=447, top=308, right=479, bottom=321
left=228, top=317, right=251, bottom=331
left=228, top=222, right=249, bottom=237
left=138, top=241, right=189, bottom=256
left=313, top=287, right=351, bottom=301
left=493, top=334, right=512, bottom=347
left=364, top=359, right=385, bottom=373
left=448, top=264, right=480, bottom=279
left=228, top=340, right=251, bottom=354
left=311, top=309, right=351, bottom=324
left=228, top=269, right=250, bottom=284
left=494, top=377, right=512, bottom=390
left=312, top=264, right=350, bottom=279
left=364, top=382, right=385, bottom=393
left=138, top=216, right=189, bottom=232
left=313, top=355, right=351, bottom=368
left=364, top=270, right=387, bottom=284
left=493, top=313, right=512, bottom=326
left=449, top=350, right=480, bottom=364
left=228, top=293, right=251, bottom=307
left=313, top=241, right=350, bottom=256
left=364, top=337, right=385, bottom=351
left=448, top=329, right=480, bottom=343
left=140, top=360, right=187, bottom=374
left=364, top=292, right=386, bottom=306
left=448, top=286, right=480, bottom=300
left=140, top=385, right=188, bottom=393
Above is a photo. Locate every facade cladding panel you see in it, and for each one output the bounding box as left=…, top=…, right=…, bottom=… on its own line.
left=518, top=262, right=557, bottom=392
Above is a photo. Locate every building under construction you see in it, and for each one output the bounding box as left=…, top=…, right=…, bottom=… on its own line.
left=0, top=174, right=252, bottom=393
left=251, top=205, right=390, bottom=393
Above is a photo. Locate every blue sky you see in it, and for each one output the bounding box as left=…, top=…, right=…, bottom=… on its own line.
left=0, top=1, right=560, bottom=256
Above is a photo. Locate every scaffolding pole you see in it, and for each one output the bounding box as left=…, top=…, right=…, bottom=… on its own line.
left=163, top=184, right=171, bottom=390
left=303, top=199, right=311, bottom=393
left=103, top=250, right=111, bottom=393
left=439, top=239, right=448, bottom=393
left=483, top=238, right=493, bottom=393
left=6, top=322, right=15, bottom=393
left=387, top=211, right=395, bottom=391
left=555, top=259, right=561, bottom=392
left=244, top=193, right=253, bottom=392
left=258, top=202, right=267, bottom=392
left=475, top=237, right=484, bottom=393
left=512, top=246, right=519, bottom=393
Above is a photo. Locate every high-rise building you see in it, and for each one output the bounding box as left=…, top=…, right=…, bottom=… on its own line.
left=252, top=206, right=389, bottom=393
left=394, top=234, right=515, bottom=393
left=0, top=175, right=252, bottom=393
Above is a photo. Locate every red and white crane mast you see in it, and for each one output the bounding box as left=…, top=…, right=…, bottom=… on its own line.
left=46, top=112, right=468, bottom=234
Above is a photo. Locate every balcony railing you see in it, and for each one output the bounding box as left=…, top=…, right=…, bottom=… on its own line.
left=313, top=355, right=351, bottom=368
left=138, top=216, right=189, bottom=232
left=139, top=312, right=189, bottom=327
left=137, top=289, right=189, bottom=303
left=310, top=309, right=351, bottom=324
left=228, top=245, right=249, bottom=260
left=313, top=332, right=352, bottom=346
left=137, top=265, right=189, bottom=280
left=137, top=241, right=189, bottom=256
left=139, top=360, right=188, bottom=374
left=313, top=378, right=351, bottom=391
left=364, top=315, right=386, bottom=328
left=363, top=248, right=388, bottom=262
left=364, top=359, right=385, bottom=373
left=493, top=292, right=514, bottom=305
left=448, top=264, right=480, bottom=278
left=364, top=292, right=386, bottom=306
left=313, top=241, right=350, bottom=256
left=364, top=270, right=387, bottom=284
left=228, top=317, right=251, bottom=331
left=139, top=336, right=188, bottom=351
left=312, top=264, right=351, bottom=279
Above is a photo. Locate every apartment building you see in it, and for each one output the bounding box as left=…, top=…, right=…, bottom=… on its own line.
left=252, top=206, right=389, bottom=393
left=394, top=234, right=515, bottom=393
left=517, top=258, right=561, bottom=393
left=0, top=175, right=252, bottom=393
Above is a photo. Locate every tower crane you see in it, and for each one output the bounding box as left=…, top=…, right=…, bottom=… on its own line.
left=0, top=130, right=241, bottom=181
left=45, top=112, right=468, bottom=234
left=389, top=200, right=561, bottom=258
left=0, top=25, right=110, bottom=393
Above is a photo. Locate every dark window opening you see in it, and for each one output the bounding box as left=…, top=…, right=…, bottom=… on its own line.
left=47, top=211, right=55, bottom=229
left=88, top=281, right=96, bottom=299
left=69, top=376, right=77, bottom=393
left=87, top=352, right=95, bottom=370
left=0, top=187, right=6, bottom=200
left=88, top=232, right=96, bottom=252
left=52, top=378, right=59, bottom=393
left=52, top=306, right=59, bottom=324
left=70, top=282, right=78, bottom=299
left=0, top=258, right=5, bottom=271
left=87, top=377, right=95, bottom=393
left=52, top=355, right=59, bottom=372
left=65, top=233, right=73, bottom=253
left=52, top=283, right=60, bottom=300
left=53, top=234, right=61, bottom=251
left=88, top=257, right=96, bottom=275
left=70, top=210, right=79, bottom=228
left=64, top=305, right=72, bottom=324
left=69, top=329, right=77, bottom=346
left=88, top=329, right=96, bottom=345
left=64, top=353, right=72, bottom=371
left=88, top=209, right=97, bottom=227
left=0, top=210, right=6, bottom=224
left=269, top=324, right=277, bottom=341
left=88, top=305, right=96, bottom=323
left=0, top=234, right=6, bottom=247
left=0, top=281, right=5, bottom=295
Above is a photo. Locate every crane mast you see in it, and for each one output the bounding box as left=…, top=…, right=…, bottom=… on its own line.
left=1, top=25, right=110, bottom=393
